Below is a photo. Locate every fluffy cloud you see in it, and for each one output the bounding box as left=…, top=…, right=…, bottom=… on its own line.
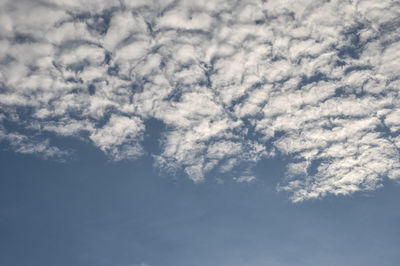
left=0, top=0, right=399, bottom=201
left=89, top=115, right=144, bottom=160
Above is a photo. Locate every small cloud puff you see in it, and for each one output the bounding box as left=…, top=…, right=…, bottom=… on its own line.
left=234, top=176, right=256, bottom=183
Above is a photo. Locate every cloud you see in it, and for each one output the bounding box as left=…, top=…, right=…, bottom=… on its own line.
left=234, top=175, right=256, bottom=183
left=0, top=0, right=399, bottom=201
left=89, top=114, right=145, bottom=160
left=0, top=129, right=71, bottom=161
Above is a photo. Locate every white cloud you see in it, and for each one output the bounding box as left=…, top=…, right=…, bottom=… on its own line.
left=89, top=115, right=145, bottom=160
left=0, top=0, right=399, bottom=201
left=234, top=175, right=256, bottom=183
left=0, top=130, right=71, bottom=160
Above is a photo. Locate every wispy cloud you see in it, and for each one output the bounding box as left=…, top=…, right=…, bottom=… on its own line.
left=234, top=175, right=256, bottom=183
left=0, top=0, right=399, bottom=201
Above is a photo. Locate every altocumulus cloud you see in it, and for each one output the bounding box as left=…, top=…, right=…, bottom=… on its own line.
left=0, top=0, right=400, bottom=202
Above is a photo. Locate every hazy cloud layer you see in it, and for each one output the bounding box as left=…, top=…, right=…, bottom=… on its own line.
left=1, top=0, right=399, bottom=201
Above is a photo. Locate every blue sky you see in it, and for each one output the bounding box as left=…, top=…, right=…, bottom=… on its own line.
left=1, top=145, right=400, bottom=266
left=1, top=0, right=400, bottom=265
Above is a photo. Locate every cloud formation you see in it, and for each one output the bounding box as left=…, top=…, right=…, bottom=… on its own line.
left=0, top=0, right=399, bottom=201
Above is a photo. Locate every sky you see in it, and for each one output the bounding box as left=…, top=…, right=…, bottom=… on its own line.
left=0, top=0, right=400, bottom=265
